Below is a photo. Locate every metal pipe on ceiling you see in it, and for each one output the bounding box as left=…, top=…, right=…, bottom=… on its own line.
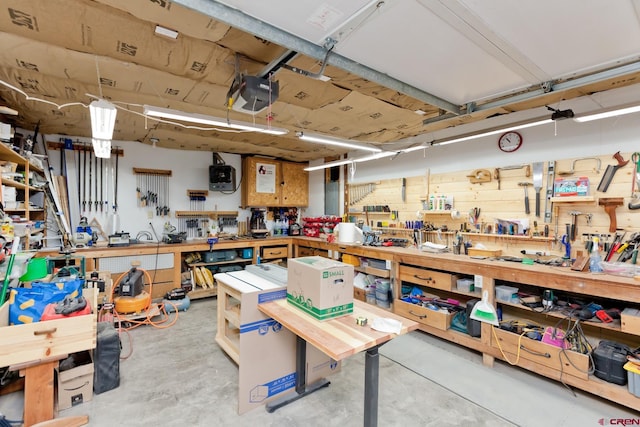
left=172, top=0, right=461, bottom=115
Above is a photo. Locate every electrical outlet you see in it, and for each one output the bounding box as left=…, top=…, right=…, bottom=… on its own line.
left=147, top=211, right=153, bottom=219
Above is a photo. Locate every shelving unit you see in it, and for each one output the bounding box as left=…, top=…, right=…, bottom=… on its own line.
left=185, top=248, right=254, bottom=299
left=392, top=249, right=640, bottom=412
left=460, top=232, right=555, bottom=242
left=0, top=142, right=46, bottom=248
left=290, top=238, right=640, bottom=412
left=550, top=196, right=596, bottom=203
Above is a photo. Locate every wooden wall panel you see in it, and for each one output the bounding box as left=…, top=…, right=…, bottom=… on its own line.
left=346, top=152, right=640, bottom=258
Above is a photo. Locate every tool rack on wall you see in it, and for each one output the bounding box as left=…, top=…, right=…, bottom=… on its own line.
left=133, top=167, right=172, bottom=216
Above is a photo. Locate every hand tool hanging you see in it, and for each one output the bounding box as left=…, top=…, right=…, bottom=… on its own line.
left=88, top=147, right=93, bottom=211
left=543, top=161, right=556, bottom=223
left=100, top=157, right=104, bottom=212
left=532, top=162, right=544, bottom=217
left=629, top=152, right=640, bottom=210
left=114, top=146, right=119, bottom=213
left=598, top=151, right=629, bottom=192
left=82, top=145, right=87, bottom=212
left=94, top=153, right=99, bottom=211
left=518, top=182, right=531, bottom=214
left=77, top=143, right=82, bottom=213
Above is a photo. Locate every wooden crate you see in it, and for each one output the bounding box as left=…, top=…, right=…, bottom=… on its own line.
left=0, top=288, right=97, bottom=367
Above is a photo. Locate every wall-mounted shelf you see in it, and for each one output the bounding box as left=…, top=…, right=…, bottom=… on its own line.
left=175, top=210, right=238, bottom=219
left=550, top=196, right=595, bottom=203
left=347, top=211, right=391, bottom=215
left=422, top=210, right=452, bottom=215
left=460, top=232, right=554, bottom=242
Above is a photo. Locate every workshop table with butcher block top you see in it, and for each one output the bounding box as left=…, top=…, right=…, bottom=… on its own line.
left=258, top=299, right=419, bottom=427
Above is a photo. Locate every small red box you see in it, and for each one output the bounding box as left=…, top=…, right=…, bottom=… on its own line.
left=41, top=299, right=92, bottom=321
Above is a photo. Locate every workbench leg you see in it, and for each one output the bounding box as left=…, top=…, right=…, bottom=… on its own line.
left=23, top=361, right=57, bottom=427
left=364, top=346, right=380, bottom=427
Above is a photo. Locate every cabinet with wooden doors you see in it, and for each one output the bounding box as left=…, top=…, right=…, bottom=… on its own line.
left=241, top=156, right=308, bottom=207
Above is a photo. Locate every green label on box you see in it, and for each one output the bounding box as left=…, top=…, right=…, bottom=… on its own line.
left=287, top=293, right=353, bottom=321
left=322, top=270, right=345, bottom=279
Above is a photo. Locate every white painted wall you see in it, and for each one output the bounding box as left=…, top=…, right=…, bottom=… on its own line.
left=349, top=113, right=640, bottom=183
left=43, top=136, right=247, bottom=240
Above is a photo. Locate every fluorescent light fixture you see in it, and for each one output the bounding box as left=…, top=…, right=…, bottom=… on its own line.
left=155, top=25, right=179, bottom=39
left=303, top=114, right=556, bottom=171
left=92, top=138, right=111, bottom=158
left=436, top=117, right=553, bottom=146
left=305, top=159, right=353, bottom=171
left=89, top=99, right=117, bottom=140
left=0, top=106, right=18, bottom=115
left=574, top=103, right=640, bottom=122
left=297, top=132, right=382, bottom=153
left=143, top=105, right=288, bottom=135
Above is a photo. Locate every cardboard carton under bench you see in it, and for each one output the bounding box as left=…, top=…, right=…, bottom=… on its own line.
left=56, top=351, right=94, bottom=410
left=287, top=256, right=354, bottom=321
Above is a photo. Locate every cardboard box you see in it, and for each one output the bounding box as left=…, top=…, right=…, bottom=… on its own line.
left=56, top=351, right=94, bottom=411
left=554, top=177, right=589, bottom=197
left=621, top=308, right=640, bottom=334
left=215, top=270, right=340, bottom=415
left=287, top=256, right=354, bottom=321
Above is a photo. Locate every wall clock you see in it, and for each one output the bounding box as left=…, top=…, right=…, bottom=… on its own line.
left=498, top=131, right=523, bottom=153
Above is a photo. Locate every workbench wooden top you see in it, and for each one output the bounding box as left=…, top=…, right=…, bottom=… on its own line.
left=258, top=299, right=419, bottom=361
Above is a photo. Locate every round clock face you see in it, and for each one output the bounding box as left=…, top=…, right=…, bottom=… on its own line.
left=498, top=131, right=523, bottom=153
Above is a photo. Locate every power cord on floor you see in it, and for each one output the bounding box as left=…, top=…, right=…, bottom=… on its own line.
left=105, top=268, right=180, bottom=360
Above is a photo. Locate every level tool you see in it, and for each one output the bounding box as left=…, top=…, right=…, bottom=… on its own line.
left=544, top=161, right=555, bottom=223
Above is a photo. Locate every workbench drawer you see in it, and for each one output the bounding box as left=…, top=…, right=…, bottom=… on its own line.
left=399, top=265, right=459, bottom=291
left=490, top=327, right=589, bottom=380
left=261, top=246, right=288, bottom=260
left=394, top=299, right=452, bottom=330
left=0, top=288, right=97, bottom=368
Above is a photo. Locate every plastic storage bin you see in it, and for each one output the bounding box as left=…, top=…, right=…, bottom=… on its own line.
left=624, top=362, right=640, bottom=397
left=456, top=278, right=474, bottom=292
left=495, top=285, right=519, bottom=303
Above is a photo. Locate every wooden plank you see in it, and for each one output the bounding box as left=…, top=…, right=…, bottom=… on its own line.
left=258, top=299, right=418, bottom=361
left=23, top=361, right=56, bottom=427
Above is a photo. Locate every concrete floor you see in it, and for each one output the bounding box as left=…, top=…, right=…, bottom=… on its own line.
left=1, top=297, right=637, bottom=426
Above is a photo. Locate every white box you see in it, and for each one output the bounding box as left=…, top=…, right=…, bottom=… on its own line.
left=287, top=256, right=354, bottom=321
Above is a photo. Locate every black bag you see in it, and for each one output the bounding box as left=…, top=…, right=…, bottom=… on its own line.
left=94, top=321, right=121, bottom=394
left=593, top=340, right=630, bottom=385
left=466, top=299, right=481, bottom=337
